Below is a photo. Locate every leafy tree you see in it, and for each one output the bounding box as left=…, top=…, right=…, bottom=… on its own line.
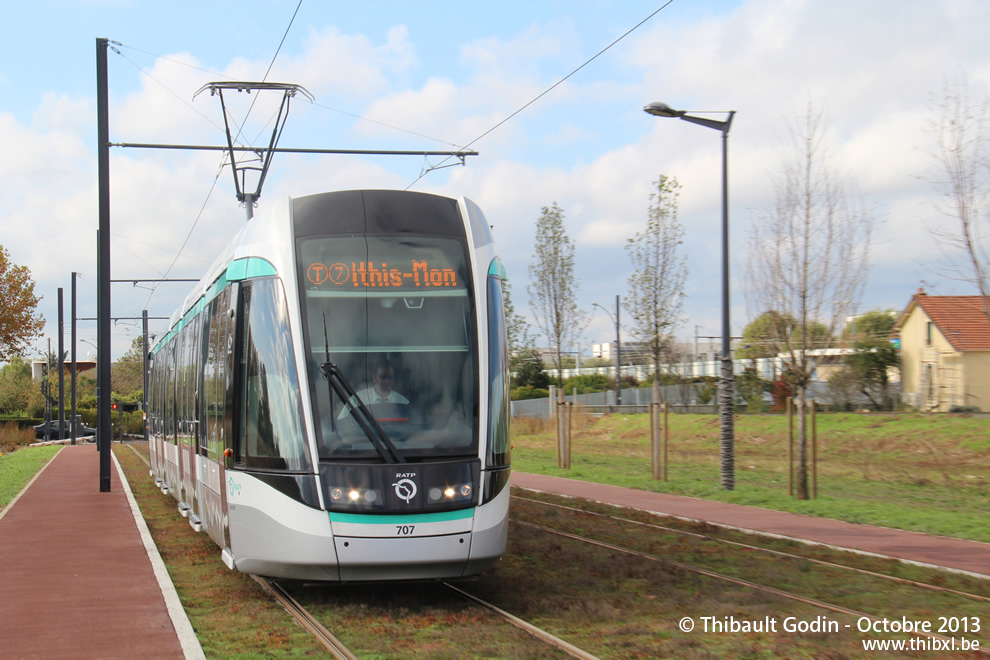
left=845, top=336, right=900, bottom=410
left=746, top=101, right=874, bottom=500
left=738, top=310, right=831, bottom=360
left=527, top=202, right=585, bottom=385
left=111, top=336, right=145, bottom=397
left=625, top=175, right=688, bottom=405
left=737, top=311, right=797, bottom=359
left=0, top=246, right=45, bottom=361
left=0, top=356, right=42, bottom=415
left=512, top=348, right=550, bottom=390
left=841, top=309, right=896, bottom=342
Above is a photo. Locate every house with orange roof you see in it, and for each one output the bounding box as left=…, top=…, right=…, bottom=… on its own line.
left=893, top=289, right=990, bottom=412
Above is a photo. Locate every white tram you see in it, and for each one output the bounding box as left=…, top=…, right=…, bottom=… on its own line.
left=147, top=190, right=511, bottom=581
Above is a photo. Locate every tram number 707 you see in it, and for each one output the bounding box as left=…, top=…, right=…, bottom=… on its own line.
left=396, top=525, right=415, bottom=536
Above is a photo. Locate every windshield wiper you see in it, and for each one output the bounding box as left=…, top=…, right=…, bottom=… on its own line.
left=320, top=362, right=405, bottom=464
left=321, top=314, right=404, bottom=464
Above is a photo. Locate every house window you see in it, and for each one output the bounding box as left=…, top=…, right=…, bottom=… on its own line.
left=926, top=321, right=933, bottom=346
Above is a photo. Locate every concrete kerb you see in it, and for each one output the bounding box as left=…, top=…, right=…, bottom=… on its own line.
left=112, top=450, right=206, bottom=660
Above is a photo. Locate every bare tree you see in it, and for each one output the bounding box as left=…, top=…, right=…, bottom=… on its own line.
left=927, top=76, right=990, bottom=319
left=528, top=202, right=585, bottom=385
left=747, top=101, right=874, bottom=499
left=625, top=175, right=688, bottom=404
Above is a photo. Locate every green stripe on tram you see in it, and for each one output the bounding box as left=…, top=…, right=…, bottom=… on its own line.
left=226, top=257, right=277, bottom=281
left=329, top=509, right=474, bottom=524
left=488, top=257, right=506, bottom=280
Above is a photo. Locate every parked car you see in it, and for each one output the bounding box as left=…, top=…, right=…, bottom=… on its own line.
left=34, top=419, right=97, bottom=441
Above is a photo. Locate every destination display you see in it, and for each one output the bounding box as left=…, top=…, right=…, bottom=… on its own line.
left=306, top=259, right=460, bottom=289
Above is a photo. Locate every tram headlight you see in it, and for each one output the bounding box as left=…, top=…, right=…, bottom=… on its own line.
left=330, top=486, right=380, bottom=506
left=429, top=483, right=473, bottom=503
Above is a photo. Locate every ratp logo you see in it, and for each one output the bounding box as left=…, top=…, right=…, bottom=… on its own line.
left=392, top=478, right=417, bottom=503
left=228, top=476, right=242, bottom=498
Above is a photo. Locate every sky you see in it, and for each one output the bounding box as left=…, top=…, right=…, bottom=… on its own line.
left=3, top=0, right=990, bottom=362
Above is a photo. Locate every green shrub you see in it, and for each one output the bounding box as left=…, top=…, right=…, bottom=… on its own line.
left=562, top=373, right=610, bottom=394
left=511, top=386, right=550, bottom=401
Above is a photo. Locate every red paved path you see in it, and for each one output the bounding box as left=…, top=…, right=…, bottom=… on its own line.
left=513, top=472, right=990, bottom=578
left=0, top=446, right=188, bottom=659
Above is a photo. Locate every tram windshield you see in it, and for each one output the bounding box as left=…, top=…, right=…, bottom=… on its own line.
left=299, top=235, right=478, bottom=461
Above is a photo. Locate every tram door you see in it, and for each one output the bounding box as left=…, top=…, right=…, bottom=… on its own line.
left=165, top=341, right=179, bottom=493
left=200, top=285, right=235, bottom=549
left=177, top=317, right=201, bottom=516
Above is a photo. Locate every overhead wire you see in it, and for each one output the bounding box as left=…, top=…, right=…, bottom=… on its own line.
left=106, top=2, right=675, bottom=330
left=234, top=0, right=304, bottom=146
left=110, top=44, right=229, bottom=136
left=405, top=0, right=675, bottom=190
left=112, top=44, right=465, bottom=150
left=141, top=166, right=225, bottom=311
left=134, top=0, right=305, bottom=312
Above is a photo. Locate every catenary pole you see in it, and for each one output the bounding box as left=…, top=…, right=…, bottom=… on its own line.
left=71, top=272, right=77, bottom=445
left=97, top=38, right=112, bottom=491
left=58, top=288, right=65, bottom=443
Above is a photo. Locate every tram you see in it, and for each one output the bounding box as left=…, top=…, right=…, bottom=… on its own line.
left=146, top=189, right=511, bottom=581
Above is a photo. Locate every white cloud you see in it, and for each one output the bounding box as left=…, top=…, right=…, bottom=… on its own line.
left=6, top=0, right=990, bottom=359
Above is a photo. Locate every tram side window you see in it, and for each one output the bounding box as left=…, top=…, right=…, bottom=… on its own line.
left=238, top=278, right=311, bottom=472
left=165, top=342, right=176, bottom=444
left=202, top=286, right=234, bottom=461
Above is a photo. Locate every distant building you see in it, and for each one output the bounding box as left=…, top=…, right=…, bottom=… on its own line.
left=31, top=361, right=97, bottom=381
left=592, top=341, right=652, bottom=363
left=893, top=289, right=990, bottom=412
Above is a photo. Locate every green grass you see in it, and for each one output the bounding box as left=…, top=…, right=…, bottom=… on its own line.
left=0, top=445, right=61, bottom=509
left=114, top=445, right=328, bottom=658
left=511, top=412, right=990, bottom=542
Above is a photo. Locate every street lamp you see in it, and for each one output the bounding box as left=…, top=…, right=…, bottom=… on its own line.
left=592, top=296, right=621, bottom=409
left=644, top=101, right=736, bottom=490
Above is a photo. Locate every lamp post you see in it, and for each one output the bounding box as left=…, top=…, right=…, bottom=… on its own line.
left=644, top=101, right=736, bottom=490
left=592, top=296, right=621, bottom=409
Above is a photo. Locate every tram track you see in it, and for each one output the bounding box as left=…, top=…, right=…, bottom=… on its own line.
left=124, top=444, right=597, bottom=657
left=263, top=576, right=599, bottom=659
left=123, top=443, right=986, bottom=656
left=253, top=576, right=358, bottom=660
left=511, top=508, right=990, bottom=656
left=514, top=493, right=990, bottom=604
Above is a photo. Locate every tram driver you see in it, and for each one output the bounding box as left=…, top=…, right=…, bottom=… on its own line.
left=338, top=359, right=409, bottom=418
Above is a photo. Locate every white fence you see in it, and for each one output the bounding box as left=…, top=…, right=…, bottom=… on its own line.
left=550, top=357, right=787, bottom=382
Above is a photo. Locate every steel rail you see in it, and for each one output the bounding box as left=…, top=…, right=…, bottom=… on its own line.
left=513, top=494, right=990, bottom=604
left=514, top=519, right=990, bottom=656
left=253, top=577, right=358, bottom=660
left=443, top=582, right=600, bottom=660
